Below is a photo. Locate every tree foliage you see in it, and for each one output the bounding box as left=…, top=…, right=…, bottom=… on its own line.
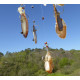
left=0, top=48, right=80, bottom=76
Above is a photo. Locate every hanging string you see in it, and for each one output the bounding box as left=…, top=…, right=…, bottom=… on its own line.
left=41, top=4, right=44, bottom=20
left=41, top=4, right=43, bottom=17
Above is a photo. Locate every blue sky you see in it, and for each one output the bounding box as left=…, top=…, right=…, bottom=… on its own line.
left=0, top=4, right=80, bottom=54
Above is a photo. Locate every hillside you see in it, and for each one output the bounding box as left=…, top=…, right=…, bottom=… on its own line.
left=0, top=48, right=80, bottom=76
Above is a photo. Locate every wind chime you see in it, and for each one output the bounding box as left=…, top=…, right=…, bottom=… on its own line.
left=18, top=4, right=29, bottom=38
left=44, top=42, right=53, bottom=73
left=53, top=4, right=67, bottom=39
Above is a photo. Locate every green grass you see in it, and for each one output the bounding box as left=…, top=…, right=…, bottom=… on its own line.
left=69, top=69, right=80, bottom=76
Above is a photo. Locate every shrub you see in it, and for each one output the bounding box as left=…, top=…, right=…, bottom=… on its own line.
left=59, top=58, right=72, bottom=68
